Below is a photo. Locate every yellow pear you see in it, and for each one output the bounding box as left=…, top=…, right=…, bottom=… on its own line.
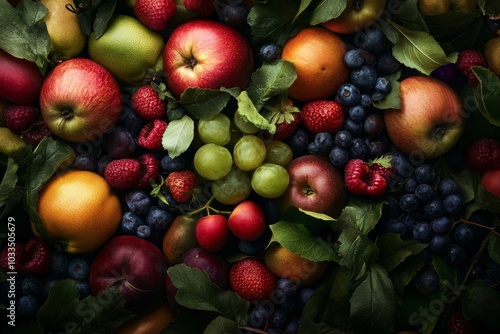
left=41, top=0, right=87, bottom=61
left=87, top=15, right=165, bottom=86
left=450, top=0, right=478, bottom=12
left=484, top=36, right=500, bottom=77
left=418, top=0, right=452, bottom=16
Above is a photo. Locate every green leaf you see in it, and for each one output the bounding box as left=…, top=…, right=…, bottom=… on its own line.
left=451, top=168, right=481, bottom=204
left=180, top=88, right=232, bottom=120
left=235, top=91, right=276, bottom=133
left=162, top=115, right=194, bottom=159
left=377, top=233, right=427, bottom=272
left=0, top=158, right=18, bottom=208
left=432, top=255, right=459, bottom=287
left=326, top=266, right=352, bottom=331
left=339, top=232, right=378, bottom=280
left=422, top=9, right=482, bottom=41
left=161, top=310, right=212, bottom=334
left=472, top=66, right=500, bottom=127
left=462, top=280, right=500, bottom=330
left=168, top=264, right=250, bottom=321
left=389, top=255, right=425, bottom=296
left=281, top=205, right=336, bottom=235
left=349, top=264, right=398, bottom=334
left=309, top=0, right=347, bottom=25
left=385, top=21, right=456, bottom=75
left=0, top=0, right=50, bottom=71
left=270, top=221, right=340, bottom=262
left=488, top=233, right=500, bottom=264
left=246, top=60, right=297, bottom=111
left=92, top=0, right=117, bottom=39
left=389, top=0, right=428, bottom=32
left=294, top=0, right=314, bottom=22
left=37, top=279, right=80, bottom=330
left=372, top=71, right=401, bottom=109
left=338, top=197, right=386, bottom=235
left=203, top=316, right=240, bottom=334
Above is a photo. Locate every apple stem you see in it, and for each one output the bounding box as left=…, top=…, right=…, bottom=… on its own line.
left=187, top=196, right=232, bottom=217
left=184, top=58, right=197, bottom=68
left=352, top=0, right=363, bottom=11
left=431, top=126, right=446, bottom=141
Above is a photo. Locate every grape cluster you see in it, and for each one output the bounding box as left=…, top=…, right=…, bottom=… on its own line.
left=242, top=278, right=315, bottom=334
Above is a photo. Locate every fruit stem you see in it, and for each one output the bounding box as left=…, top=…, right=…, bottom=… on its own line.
left=456, top=218, right=500, bottom=238
left=187, top=196, right=233, bottom=217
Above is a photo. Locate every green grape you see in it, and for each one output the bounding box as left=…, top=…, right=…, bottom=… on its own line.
left=251, top=163, right=290, bottom=198
left=264, top=140, right=293, bottom=167
left=234, top=109, right=259, bottom=134
left=197, top=113, right=231, bottom=145
left=194, top=143, right=233, bottom=180
left=232, top=135, right=266, bottom=171
left=211, top=166, right=252, bottom=205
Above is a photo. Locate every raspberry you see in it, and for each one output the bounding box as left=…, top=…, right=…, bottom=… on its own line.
left=135, top=153, right=160, bottom=189
left=22, top=238, right=52, bottom=275
left=300, top=100, right=344, bottom=135
left=229, top=258, right=277, bottom=302
left=131, top=85, right=167, bottom=120
left=465, top=138, right=500, bottom=172
left=344, top=158, right=388, bottom=198
left=0, top=242, right=26, bottom=274
left=22, top=121, right=52, bottom=146
left=455, top=50, right=486, bottom=85
left=138, top=119, right=168, bottom=150
left=104, top=158, right=141, bottom=190
left=165, top=170, right=199, bottom=203
left=183, top=0, right=215, bottom=17
left=448, top=310, right=482, bottom=334
left=134, top=0, right=176, bottom=31
left=3, top=104, right=40, bottom=134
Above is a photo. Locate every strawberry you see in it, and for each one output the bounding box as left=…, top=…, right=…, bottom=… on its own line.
left=465, top=138, right=500, bottom=172
left=300, top=100, right=344, bottom=135
left=134, top=0, right=176, bottom=31
left=131, top=85, right=167, bottom=121
left=229, top=258, right=277, bottom=302
left=3, top=104, right=40, bottom=134
left=165, top=170, right=199, bottom=203
left=262, top=97, right=301, bottom=140
left=104, top=158, right=141, bottom=190
left=448, top=310, right=482, bottom=334
left=138, top=119, right=168, bottom=150
left=183, top=0, right=215, bottom=18
left=22, top=120, right=52, bottom=146
left=455, top=50, right=486, bottom=85
left=344, top=158, right=388, bottom=198
left=135, top=153, right=160, bottom=189
left=0, top=238, right=51, bottom=275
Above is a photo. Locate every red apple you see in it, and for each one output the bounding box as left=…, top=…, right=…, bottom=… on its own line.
left=321, top=0, right=387, bottom=34
left=89, top=235, right=167, bottom=311
left=194, top=214, right=231, bottom=253
left=39, top=58, right=122, bottom=142
left=481, top=169, right=500, bottom=198
left=0, top=49, right=44, bottom=105
left=163, top=19, right=254, bottom=99
left=228, top=200, right=266, bottom=242
left=281, top=154, right=347, bottom=218
left=384, top=76, right=465, bottom=160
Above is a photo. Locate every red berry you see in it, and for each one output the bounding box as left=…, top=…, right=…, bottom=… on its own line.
left=229, top=258, right=277, bottom=302
left=166, top=170, right=199, bottom=203
left=300, top=100, right=344, bottom=135
left=134, top=0, right=176, bottom=31
left=456, top=50, right=486, bottom=85
left=131, top=85, right=167, bottom=121
left=3, top=104, right=40, bottom=134
left=344, top=158, right=387, bottom=198
left=22, top=120, right=52, bottom=146
left=138, top=119, right=168, bottom=150
left=0, top=242, right=26, bottom=274
left=448, top=310, right=482, bottom=334
left=183, top=0, right=215, bottom=17
left=135, top=153, right=160, bottom=189
left=22, top=238, right=52, bottom=275
left=104, top=158, right=141, bottom=190
left=465, top=138, right=500, bottom=172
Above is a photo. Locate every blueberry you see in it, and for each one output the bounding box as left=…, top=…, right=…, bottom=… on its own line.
left=376, top=50, right=401, bottom=75
left=444, top=244, right=466, bottom=267
left=386, top=151, right=414, bottom=178
left=328, top=146, right=349, bottom=167
left=276, top=278, right=298, bottom=299
left=123, top=107, right=147, bottom=134
left=313, top=132, right=334, bottom=152
left=431, top=63, right=458, bottom=84
left=298, top=287, right=314, bottom=306
left=349, top=138, right=368, bottom=160
left=348, top=105, right=366, bottom=122
left=334, top=130, right=353, bottom=148
left=428, top=235, right=449, bottom=254
left=371, top=91, right=386, bottom=102
left=350, top=65, right=377, bottom=91
left=415, top=183, right=434, bottom=202
left=437, top=178, right=460, bottom=198
left=342, top=118, right=363, bottom=137
left=337, top=83, right=361, bottom=107
left=414, top=268, right=440, bottom=294
left=403, top=177, right=419, bottom=193
left=146, top=206, right=173, bottom=232
left=430, top=216, right=452, bottom=234
left=49, top=252, right=69, bottom=278
left=223, top=4, right=248, bottom=29
left=17, top=295, right=40, bottom=318
left=344, top=49, right=364, bottom=68
left=104, top=127, right=138, bottom=159
left=413, top=164, right=436, bottom=184
left=121, top=211, right=144, bottom=234
left=288, top=128, right=310, bottom=156
left=413, top=222, right=433, bottom=243
left=161, top=154, right=186, bottom=173
left=125, top=190, right=152, bottom=216
left=73, top=154, right=98, bottom=171
left=423, top=198, right=446, bottom=219
left=68, top=258, right=90, bottom=281
left=359, top=93, right=373, bottom=107
left=271, top=308, right=289, bottom=329
left=400, top=193, right=420, bottom=212
left=259, top=43, right=282, bottom=62
left=443, top=193, right=464, bottom=215
left=355, top=26, right=389, bottom=54
left=136, top=224, right=152, bottom=239
left=386, top=219, right=407, bottom=236
left=400, top=213, right=417, bottom=237
left=75, top=280, right=91, bottom=299
left=374, top=77, right=392, bottom=94
left=238, top=239, right=265, bottom=255
left=248, top=304, right=270, bottom=328
left=363, top=113, right=384, bottom=137
left=365, top=136, right=389, bottom=159
left=21, top=276, right=43, bottom=298
left=453, top=224, right=475, bottom=246
left=285, top=321, right=299, bottom=334
left=97, top=154, right=112, bottom=177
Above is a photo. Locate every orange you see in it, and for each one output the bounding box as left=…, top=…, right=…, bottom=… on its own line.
left=32, top=169, right=122, bottom=253
left=115, top=302, right=176, bottom=334
left=281, top=26, right=349, bottom=102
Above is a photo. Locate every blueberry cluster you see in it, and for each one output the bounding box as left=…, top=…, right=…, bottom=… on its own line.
left=242, top=278, right=315, bottom=334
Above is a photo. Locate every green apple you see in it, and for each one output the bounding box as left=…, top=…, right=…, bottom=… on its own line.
left=321, top=0, right=387, bottom=34
left=87, top=15, right=164, bottom=86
